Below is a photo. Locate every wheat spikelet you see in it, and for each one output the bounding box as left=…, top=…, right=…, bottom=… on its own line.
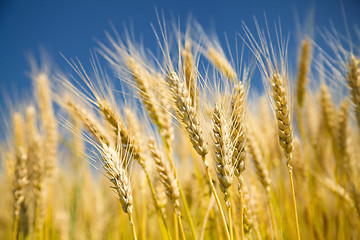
left=166, top=71, right=208, bottom=158
left=296, top=38, right=312, bottom=108
left=271, top=72, right=294, bottom=164
left=231, top=82, right=247, bottom=177
left=35, top=73, right=58, bottom=178
left=148, top=138, right=180, bottom=215
left=347, top=56, right=360, bottom=129
left=207, top=47, right=237, bottom=81
left=213, top=104, right=234, bottom=203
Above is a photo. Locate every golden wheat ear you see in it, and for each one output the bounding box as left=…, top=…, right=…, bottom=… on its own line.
left=347, top=56, right=360, bottom=129
left=148, top=138, right=180, bottom=215
left=166, top=71, right=208, bottom=158
left=213, top=104, right=234, bottom=203
left=296, top=38, right=312, bottom=108
left=34, top=73, right=58, bottom=179
left=12, top=112, right=29, bottom=240
left=99, top=141, right=137, bottom=239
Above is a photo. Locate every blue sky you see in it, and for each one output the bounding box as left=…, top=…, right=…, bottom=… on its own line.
left=0, top=0, right=359, bottom=113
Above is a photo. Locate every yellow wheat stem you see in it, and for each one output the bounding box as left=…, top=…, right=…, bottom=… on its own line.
left=203, top=156, right=231, bottom=240
left=142, top=189, right=147, bottom=240
left=128, top=212, right=138, bottom=240
left=178, top=215, right=186, bottom=240
left=174, top=212, right=179, bottom=240
left=227, top=206, right=233, bottom=240
left=12, top=214, right=20, bottom=240
left=268, top=199, right=279, bottom=240
left=238, top=181, right=244, bottom=240
left=288, top=165, right=301, bottom=240
left=144, top=168, right=172, bottom=240
left=162, top=135, right=197, bottom=240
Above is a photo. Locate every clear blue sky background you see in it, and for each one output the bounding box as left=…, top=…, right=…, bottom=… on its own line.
left=0, top=0, right=359, bottom=123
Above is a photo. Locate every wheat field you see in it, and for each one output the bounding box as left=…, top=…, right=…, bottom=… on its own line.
left=0, top=16, right=359, bottom=240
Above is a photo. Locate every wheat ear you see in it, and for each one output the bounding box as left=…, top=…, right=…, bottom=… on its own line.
left=347, top=56, right=360, bottom=130
left=296, top=38, right=312, bottom=108
left=25, top=106, right=45, bottom=233
left=148, top=139, right=186, bottom=239
left=12, top=112, right=29, bottom=240
left=97, top=99, right=172, bottom=238
left=319, top=83, right=336, bottom=137
left=213, top=104, right=235, bottom=240
left=213, top=104, right=234, bottom=203
left=271, top=72, right=294, bottom=163
left=335, top=99, right=351, bottom=186
left=231, top=82, right=247, bottom=178
left=66, top=100, right=111, bottom=146
left=126, top=56, right=163, bottom=128
left=167, top=71, right=230, bottom=240
left=35, top=73, right=58, bottom=178
left=270, top=72, right=300, bottom=240
left=230, top=82, right=248, bottom=240
left=182, top=40, right=198, bottom=108
left=148, top=139, right=181, bottom=215
left=100, top=143, right=137, bottom=239
left=166, top=71, right=208, bottom=157
left=207, top=47, right=237, bottom=81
